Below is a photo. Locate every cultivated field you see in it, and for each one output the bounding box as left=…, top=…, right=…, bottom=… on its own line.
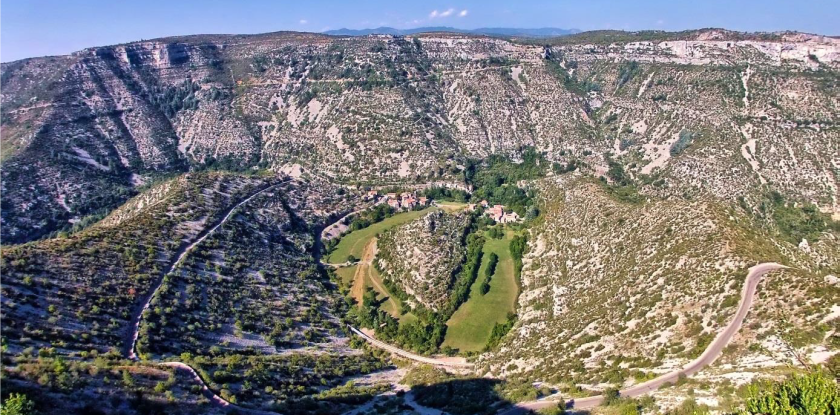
left=328, top=207, right=437, bottom=263
left=443, top=229, right=519, bottom=352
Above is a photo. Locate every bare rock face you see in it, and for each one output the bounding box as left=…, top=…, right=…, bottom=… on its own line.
left=376, top=210, right=470, bottom=310
left=2, top=29, right=838, bottom=243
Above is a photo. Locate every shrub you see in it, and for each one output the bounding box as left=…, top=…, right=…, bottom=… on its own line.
left=485, top=253, right=499, bottom=278
left=740, top=371, right=839, bottom=415
left=1, top=393, right=36, bottom=415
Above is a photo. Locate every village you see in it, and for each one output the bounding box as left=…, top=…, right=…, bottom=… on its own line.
left=364, top=190, right=521, bottom=224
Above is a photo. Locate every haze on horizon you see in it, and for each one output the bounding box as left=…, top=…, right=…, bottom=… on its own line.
left=2, top=0, right=838, bottom=62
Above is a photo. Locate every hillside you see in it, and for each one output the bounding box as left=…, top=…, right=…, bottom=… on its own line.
left=480, top=177, right=839, bottom=408
left=0, top=172, right=397, bottom=413
left=1, top=26, right=839, bottom=414
left=2, top=29, right=838, bottom=244
left=376, top=210, right=471, bottom=311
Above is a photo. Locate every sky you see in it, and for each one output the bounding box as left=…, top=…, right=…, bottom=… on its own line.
left=2, top=0, right=838, bottom=62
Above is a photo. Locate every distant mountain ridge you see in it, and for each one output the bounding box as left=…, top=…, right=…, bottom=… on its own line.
left=323, top=26, right=581, bottom=37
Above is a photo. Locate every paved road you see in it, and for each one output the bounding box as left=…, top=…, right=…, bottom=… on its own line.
left=500, top=262, right=786, bottom=414
left=321, top=200, right=383, bottom=241
left=349, top=326, right=473, bottom=369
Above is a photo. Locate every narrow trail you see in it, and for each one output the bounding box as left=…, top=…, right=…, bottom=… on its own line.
left=349, top=326, right=473, bottom=369
left=500, top=262, right=787, bottom=414
left=122, top=182, right=283, bottom=414
left=349, top=239, right=401, bottom=313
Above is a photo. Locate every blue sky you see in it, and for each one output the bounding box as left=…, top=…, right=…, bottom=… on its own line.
left=2, top=0, right=838, bottom=62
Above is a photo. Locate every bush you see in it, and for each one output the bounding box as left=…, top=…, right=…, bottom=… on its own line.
left=602, top=387, right=621, bottom=406
left=740, top=371, right=839, bottom=415
left=768, top=191, right=839, bottom=243
left=479, top=280, right=490, bottom=295
left=485, top=253, right=499, bottom=278
left=1, top=393, right=36, bottom=415
left=487, top=226, right=504, bottom=239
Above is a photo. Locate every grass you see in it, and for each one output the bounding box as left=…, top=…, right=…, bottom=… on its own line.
left=367, top=265, right=402, bottom=318
left=442, top=230, right=519, bottom=352
left=335, top=265, right=357, bottom=286
left=340, top=255, right=416, bottom=322
left=327, top=207, right=437, bottom=263
left=437, top=201, right=468, bottom=213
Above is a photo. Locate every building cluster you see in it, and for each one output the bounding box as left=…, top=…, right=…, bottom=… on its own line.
left=466, top=200, right=521, bottom=223
left=366, top=190, right=429, bottom=211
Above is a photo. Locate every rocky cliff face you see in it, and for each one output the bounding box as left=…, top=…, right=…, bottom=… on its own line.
left=2, top=30, right=838, bottom=243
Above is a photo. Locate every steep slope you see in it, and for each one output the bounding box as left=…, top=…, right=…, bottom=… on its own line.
left=376, top=210, right=471, bottom=310
left=3, top=30, right=837, bottom=244
left=480, top=177, right=838, bottom=403
left=0, top=171, right=399, bottom=413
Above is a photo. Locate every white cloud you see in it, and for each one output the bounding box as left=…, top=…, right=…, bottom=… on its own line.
left=299, top=19, right=308, bottom=25
left=459, top=9, right=468, bottom=17
left=430, top=8, right=456, bottom=19
left=656, top=19, right=664, bottom=25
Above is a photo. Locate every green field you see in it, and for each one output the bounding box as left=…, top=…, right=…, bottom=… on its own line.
left=334, top=265, right=357, bottom=286
left=367, top=266, right=402, bottom=317
left=442, top=229, right=519, bottom=352
left=437, top=201, right=468, bottom=212
left=327, top=207, right=437, bottom=264
left=353, top=264, right=417, bottom=323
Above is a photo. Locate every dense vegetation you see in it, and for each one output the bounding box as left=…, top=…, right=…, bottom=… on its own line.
left=360, top=220, right=486, bottom=354
left=462, top=146, right=545, bottom=216
left=148, top=80, right=201, bottom=118
left=485, top=312, right=518, bottom=351
left=509, top=234, right=527, bottom=282
left=479, top=252, right=499, bottom=295
left=346, top=203, right=397, bottom=232
left=764, top=191, right=839, bottom=243
left=738, top=371, right=839, bottom=415
left=545, top=58, right=602, bottom=96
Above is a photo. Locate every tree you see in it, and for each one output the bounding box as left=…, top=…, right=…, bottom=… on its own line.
left=602, top=387, right=621, bottom=406
left=1, top=393, right=36, bottom=415
left=479, top=280, right=490, bottom=295
left=739, top=371, right=839, bottom=415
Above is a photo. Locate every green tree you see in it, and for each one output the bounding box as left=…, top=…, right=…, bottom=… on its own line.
left=740, top=371, right=839, bottom=415
left=1, top=393, right=36, bottom=415
left=602, top=387, right=621, bottom=406
left=122, top=370, right=135, bottom=388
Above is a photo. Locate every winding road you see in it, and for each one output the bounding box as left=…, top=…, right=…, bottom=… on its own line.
left=125, top=183, right=281, bottom=360
left=500, top=262, right=787, bottom=414
left=123, top=182, right=282, bottom=413
left=120, top=190, right=787, bottom=414
left=349, top=326, right=473, bottom=368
